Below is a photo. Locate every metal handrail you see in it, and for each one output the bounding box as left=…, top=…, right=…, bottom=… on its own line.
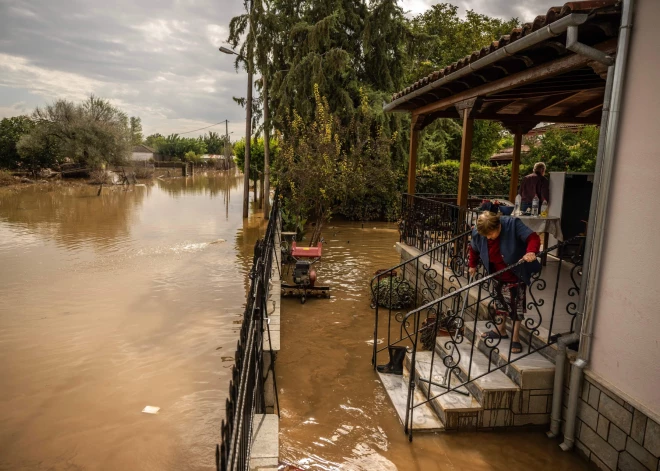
left=395, top=236, right=583, bottom=441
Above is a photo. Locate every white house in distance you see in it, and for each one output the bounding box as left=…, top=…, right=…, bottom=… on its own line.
left=131, top=145, right=155, bottom=162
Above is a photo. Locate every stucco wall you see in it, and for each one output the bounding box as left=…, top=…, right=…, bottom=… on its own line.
left=590, top=0, right=660, bottom=417
left=131, top=152, right=152, bottom=161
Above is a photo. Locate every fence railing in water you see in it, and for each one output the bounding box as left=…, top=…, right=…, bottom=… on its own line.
left=372, top=231, right=584, bottom=440
left=217, top=195, right=280, bottom=471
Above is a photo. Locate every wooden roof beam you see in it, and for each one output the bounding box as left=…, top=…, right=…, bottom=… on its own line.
left=411, top=38, right=616, bottom=117
left=568, top=97, right=604, bottom=116
left=524, top=90, right=586, bottom=115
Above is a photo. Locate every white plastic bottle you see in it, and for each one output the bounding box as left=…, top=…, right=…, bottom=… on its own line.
left=540, top=200, right=548, bottom=218
left=532, top=195, right=539, bottom=217
left=514, top=194, right=522, bottom=216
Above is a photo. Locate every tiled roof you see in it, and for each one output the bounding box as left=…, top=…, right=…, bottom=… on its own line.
left=132, top=145, right=155, bottom=153
left=391, top=0, right=620, bottom=102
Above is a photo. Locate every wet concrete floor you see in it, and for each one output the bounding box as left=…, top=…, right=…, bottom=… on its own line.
left=277, top=221, right=590, bottom=471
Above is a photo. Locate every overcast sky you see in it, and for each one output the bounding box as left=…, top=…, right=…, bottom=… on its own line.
left=0, top=0, right=560, bottom=139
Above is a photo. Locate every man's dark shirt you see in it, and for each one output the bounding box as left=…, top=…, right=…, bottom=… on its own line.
left=519, top=173, right=550, bottom=203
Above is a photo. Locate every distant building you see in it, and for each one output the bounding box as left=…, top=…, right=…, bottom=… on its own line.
left=131, top=145, right=155, bottom=162
left=489, top=144, right=531, bottom=166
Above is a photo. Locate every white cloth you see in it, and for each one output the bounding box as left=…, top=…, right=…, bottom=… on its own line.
left=516, top=216, right=563, bottom=241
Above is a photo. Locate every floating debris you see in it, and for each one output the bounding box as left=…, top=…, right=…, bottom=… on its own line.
left=142, top=406, right=160, bottom=414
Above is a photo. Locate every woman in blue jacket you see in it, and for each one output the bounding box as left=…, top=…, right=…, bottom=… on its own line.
left=468, top=211, right=541, bottom=354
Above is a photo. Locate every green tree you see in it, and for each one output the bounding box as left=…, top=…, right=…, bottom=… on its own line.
left=234, top=136, right=280, bottom=186
left=144, top=133, right=164, bottom=149
left=0, top=115, right=36, bottom=169
left=130, top=117, right=143, bottom=146
left=524, top=126, right=600, bottom=173
left=18, top=95, right=131, bottom=170
left=276, top=85, right=400, bottom=239
left=408, top=4, right=519, bottom=165
left=203, top=131, right=227, bottom=154
left=229, top=0, right=411, bottom=165
left=155, top=134, right=207, bottom=160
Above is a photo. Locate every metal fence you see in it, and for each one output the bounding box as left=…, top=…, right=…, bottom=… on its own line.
left=217, top=195, right=280, bottom=471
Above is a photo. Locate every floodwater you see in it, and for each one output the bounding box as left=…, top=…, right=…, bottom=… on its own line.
left=0, top=172, right=268, bottom=471
left=277, top=222, right=590, bottom=471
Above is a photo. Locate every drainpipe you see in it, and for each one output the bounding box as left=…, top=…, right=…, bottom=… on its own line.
left=560, top=0, right=634, bottom=452
left=547, top=333, right=579, bottom=438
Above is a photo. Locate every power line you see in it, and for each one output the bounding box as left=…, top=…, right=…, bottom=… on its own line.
left=177, top=119, right=228, bottom=135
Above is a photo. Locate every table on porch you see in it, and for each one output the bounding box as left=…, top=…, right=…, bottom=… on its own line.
left=517, top=215, right=563, bottom=266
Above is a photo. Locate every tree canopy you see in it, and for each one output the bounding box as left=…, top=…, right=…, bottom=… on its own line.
left=17, top=96, right=131, bottom=171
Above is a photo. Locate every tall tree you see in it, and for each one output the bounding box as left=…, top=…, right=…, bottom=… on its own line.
left=408, top=4, right=520, bottom=165
left=130, top=117, right=143, bottom=146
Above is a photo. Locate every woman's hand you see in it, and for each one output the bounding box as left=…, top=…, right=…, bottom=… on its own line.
left=468, top=267, right=477, bottom=276
left=522, top=252, right=537, bottom=263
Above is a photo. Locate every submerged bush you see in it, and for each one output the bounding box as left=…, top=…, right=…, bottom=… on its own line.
left=371, top=277, right=414, bottom=309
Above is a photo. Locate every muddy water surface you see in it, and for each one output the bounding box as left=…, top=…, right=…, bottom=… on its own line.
left=278, top=222, right=589, bottom=471
left=0, top=172, right=266, bottom=471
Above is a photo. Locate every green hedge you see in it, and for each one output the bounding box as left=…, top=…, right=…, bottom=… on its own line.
left=416, top=161, right=531, bottom=197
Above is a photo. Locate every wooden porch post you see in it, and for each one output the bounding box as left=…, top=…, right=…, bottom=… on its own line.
left=509, top=126, right=523, bottom=202
left=457, top=111, right=474, bottom=209
left=407, top=122, right=420, bottom=195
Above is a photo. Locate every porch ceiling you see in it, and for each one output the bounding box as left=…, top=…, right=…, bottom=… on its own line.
left=386, top=0, right=622, bottom=129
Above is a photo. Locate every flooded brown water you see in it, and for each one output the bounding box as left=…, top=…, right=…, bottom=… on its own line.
left=0, top=172, right=267, bottom=471
left=277, top=222, right=590, bottom=471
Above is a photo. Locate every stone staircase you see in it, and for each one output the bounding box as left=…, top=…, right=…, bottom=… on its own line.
left=378, top=319, right=556, bottom=432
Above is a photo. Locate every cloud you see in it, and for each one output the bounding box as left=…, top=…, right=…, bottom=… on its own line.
left=402, top=0, right=561, bottom=21
left=0, top=0, right=247, bottom=137
left=0, top=0, right=562, bottom=139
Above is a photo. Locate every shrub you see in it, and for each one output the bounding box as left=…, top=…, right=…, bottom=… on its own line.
left=371, top=277, right=414, bottom=309
left=417, top=161, right=512, bottom=196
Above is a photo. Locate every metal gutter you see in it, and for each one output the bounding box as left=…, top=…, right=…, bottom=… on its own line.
left=560, top=0, right=634, bottom=451
left=383, top=13, right=590, bottom=113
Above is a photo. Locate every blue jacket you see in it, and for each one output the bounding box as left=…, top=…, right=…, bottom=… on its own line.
left=470, top=216, right=541, bottom=286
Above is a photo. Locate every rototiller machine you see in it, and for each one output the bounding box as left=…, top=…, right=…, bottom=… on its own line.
left=281, top=241, right=330, bottom=304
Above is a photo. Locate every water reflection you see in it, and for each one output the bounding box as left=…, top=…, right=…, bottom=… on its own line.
left=0, top=184, right=150, bottom=253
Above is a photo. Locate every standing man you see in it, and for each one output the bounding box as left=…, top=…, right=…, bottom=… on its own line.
left=518, top=161, right=550, bottom=212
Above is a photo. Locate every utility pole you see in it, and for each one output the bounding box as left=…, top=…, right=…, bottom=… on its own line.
left=263, top=73, right=271, bottom=220
left=243, top=73, right=253, bottom=216
left=224, top=119, right=230, bottom=167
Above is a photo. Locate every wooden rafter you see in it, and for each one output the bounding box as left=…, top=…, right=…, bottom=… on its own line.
left=569, top=97, right=605, bottom=116
left=410, top=39, right=616, bottom=116
left=523, top=91, right=586, bottom=115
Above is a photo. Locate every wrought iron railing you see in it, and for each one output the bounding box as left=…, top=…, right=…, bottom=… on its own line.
left=399, top=193, right=481, bottom=252
left=371, top=229, right=480, bottom=366
left=217, top=194, right=280, bottom=471
left=372, top=235, right=583, bottom=441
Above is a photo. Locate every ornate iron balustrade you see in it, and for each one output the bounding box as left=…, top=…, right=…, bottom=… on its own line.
left=371, top=229, right=482, bottom=367
left=217, top=194, right=280, bottom=471
left=372, top=235, right=583, bottom=441
left=399, top=194, right=482, bottom=252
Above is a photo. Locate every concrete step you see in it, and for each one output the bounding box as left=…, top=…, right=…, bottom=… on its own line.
left=464, top=321, right=556, bottom=390
left=435, top=337, right=519, bottom=411
left=405, top=352, right=482, bottom=430
left=377, top=368, right=444, bottom=432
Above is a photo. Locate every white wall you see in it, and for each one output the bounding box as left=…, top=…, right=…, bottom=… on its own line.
left=131, top=152, right=152, bottom=162
left=590, top=0, right=660, bottom=415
